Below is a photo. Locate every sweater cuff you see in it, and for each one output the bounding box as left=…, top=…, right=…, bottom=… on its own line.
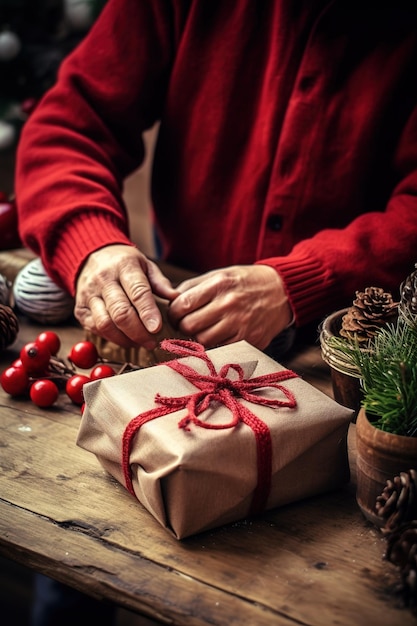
left=256, top=252, right=339, bottom=327
left=50, top=213, right=134, bottom=295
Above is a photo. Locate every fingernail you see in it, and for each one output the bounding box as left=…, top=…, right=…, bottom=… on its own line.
left=147, top=317, right=159, bottom=332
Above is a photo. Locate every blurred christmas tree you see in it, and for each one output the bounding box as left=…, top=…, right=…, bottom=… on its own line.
left=0, top=0, right=107, bottom=149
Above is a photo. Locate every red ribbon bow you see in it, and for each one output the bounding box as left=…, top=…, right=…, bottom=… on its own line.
left=122, top=339, right=298, bottom=514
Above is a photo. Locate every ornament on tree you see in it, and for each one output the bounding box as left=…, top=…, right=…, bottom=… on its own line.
left=0, top=1, right=107, bottom=152
left=339, top=286, right=398, bottom=344
left=0, top=28, right=21, bottom=62
left=64, top=0, right=96, bottom=32
left=399, top=264, right=417, bottom=330
left=0, top=303, right=19, bottom=352
left=0, top=119, right=15, bottom=150
left=376, top=470, right=417, bottom=531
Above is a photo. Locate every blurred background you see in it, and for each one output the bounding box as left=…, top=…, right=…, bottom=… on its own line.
left=1, top=2, right=157, bottom=623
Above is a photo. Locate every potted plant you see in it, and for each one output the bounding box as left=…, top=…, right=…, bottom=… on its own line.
left=325, top=265, right=417, bottom=528
left=352, top=321, right=417, bottom=527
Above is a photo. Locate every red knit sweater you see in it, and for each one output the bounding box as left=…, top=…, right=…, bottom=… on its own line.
left=15, top=0, right=417, bottom=327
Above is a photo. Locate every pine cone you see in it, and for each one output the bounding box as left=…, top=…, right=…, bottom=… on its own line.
left=0, top=304, right=19, bottom=351
left=340, top=286, right=398, bottom=343
left=0, top=273, right=11, bottom=306
left=399, top=264, right=417, bottom=329
left=376, top=470, right=417, bottom=531
left=384, top=520, right=417, bottom=612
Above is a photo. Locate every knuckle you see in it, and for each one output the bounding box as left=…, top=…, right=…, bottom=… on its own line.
left=94, top=312, right=114, bottom=336
left=179, top=317, right=196, bottom=336
left=210, top=273, right=226, bottom=290
left=108, top=301, right=134, bottom=327
left=128, top=282, right=152, bottom=306
left=88, top=267, right=112, bottom=288
left=74, top=304, right=90, bottom=326
left=222, top=290, right=237, bottom=308
left=211, top=270, right=240, bottom=295
left=179, top=292, right=194, bottom=311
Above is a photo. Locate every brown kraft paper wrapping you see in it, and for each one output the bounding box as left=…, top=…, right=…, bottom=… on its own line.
left=77, top=339, right=353, bottom=539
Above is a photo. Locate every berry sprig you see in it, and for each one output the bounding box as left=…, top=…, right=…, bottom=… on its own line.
left=0, top=331, right=141, bottom=409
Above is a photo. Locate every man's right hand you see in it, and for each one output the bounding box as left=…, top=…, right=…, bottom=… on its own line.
left=74, top=244, right=179, bottom=349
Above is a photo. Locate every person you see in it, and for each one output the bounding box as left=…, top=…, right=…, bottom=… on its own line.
left=13, top=1, right=417, bottom=623
left=15, top=1, right=417, bottom=361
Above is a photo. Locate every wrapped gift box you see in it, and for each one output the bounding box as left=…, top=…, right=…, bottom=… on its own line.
left=77, top=339, right=353, bottom=539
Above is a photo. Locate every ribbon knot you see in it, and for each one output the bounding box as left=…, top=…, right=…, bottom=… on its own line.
left=122, top=339, right=298, bottom=514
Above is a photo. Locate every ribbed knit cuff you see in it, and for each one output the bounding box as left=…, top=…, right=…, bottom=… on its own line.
left=51, top=212, right=134, bottom=295
left=256, top=251, right=339, bottom=327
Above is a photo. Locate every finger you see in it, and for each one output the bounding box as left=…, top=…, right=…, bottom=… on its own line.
left=115, top=275, right=162, bottom=334
left=147, top=262, right=180, bottom=301
left=171, top=292, right=237, bottom=346
left=76, top=295, right=142, bottom=349
left=175, top=299, right=270, bottom=350
left=100, top=281, right=161, bottom=341
left=172, top=297, right=223, bottom=337
left=174, top=274, right=206, bottom=293
left=191, top=319, right=237, bottom=349
left=169, top=281, right=216, bottom=325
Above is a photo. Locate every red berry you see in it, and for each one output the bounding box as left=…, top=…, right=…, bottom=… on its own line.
left=20, top=97, right=38, bottom=116
left=30, top=379, right=59, bottom=408
left=90, top=364, right=116, bottom=380
left=66, top=374, right=91, bottom=405
left=68, top=341, right=98, bottom=369
left=20, top=341, right=51, bottom=374
left=36, top=331, right=61, bottom=356
left=1, top=366, right=30, bottom=396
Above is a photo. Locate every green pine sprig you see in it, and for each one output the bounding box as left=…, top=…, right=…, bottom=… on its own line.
left=330, top=320, right=417, bottom=436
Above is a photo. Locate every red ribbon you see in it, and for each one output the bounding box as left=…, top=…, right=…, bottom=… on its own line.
left=122, top=339, right=298, bottom=514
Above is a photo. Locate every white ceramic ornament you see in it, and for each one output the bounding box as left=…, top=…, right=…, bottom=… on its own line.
left=64, top=0, right=94, bottom=31
left=0, top=30, right=21, bottom=61
left=13, top=258, right=74, bottom=324
left=0, top=120, right=16, bottom=151
left=0, top=273, right=11, bottom=305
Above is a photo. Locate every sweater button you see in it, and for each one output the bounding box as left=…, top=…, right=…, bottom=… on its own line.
left=298, top=75, right=316, bottom=92
left=266, top=215, right=283, bottom=231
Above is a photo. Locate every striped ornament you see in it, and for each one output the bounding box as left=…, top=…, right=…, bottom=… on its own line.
left=13, top=258, right=74, bottom=324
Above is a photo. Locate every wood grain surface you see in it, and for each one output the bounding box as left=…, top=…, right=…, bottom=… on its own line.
left=0, top=321, right=414, bottom=625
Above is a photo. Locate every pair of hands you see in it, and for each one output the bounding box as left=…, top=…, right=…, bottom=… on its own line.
left=75, top=245, right=292, bottom=351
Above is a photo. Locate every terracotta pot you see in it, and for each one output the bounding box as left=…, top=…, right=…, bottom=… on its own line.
left=355, top=407, right=417, bottom=527
left=319, top=308, right=362, bottom=412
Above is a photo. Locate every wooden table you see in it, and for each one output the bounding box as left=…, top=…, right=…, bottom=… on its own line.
left=0, top=320, right=413, bottom=626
